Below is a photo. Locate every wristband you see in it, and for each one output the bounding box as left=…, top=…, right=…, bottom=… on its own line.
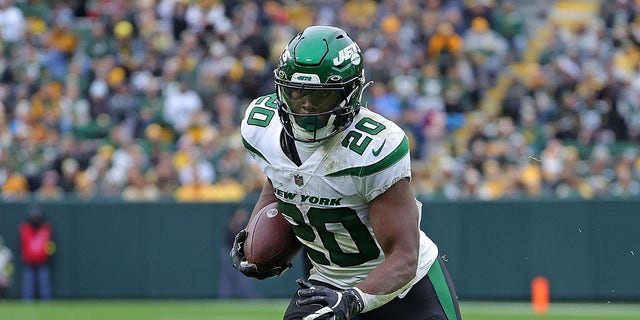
left=345, top=288, right=365, bottom=313
left=352, top=277, right=418, bottom=313
left=351, top=287, right=397, bottom=313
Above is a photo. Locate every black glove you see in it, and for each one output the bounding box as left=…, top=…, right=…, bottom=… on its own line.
left=296, top=279, right=364, bottom=320
left=230, top=229, right=291, bottom=280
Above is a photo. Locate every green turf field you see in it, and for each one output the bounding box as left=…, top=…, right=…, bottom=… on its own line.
left=1, top=300, right=639, bottom=320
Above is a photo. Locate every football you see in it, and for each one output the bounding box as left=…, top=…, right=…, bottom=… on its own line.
left=244, top=202, right=302, bottom=271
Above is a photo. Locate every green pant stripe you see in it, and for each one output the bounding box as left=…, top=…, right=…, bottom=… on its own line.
left=428, top=258, right=460, bottom=320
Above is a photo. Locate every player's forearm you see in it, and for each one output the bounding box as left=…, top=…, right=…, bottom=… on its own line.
left=361, top=179, right=420, bottom=295
left=356, top=249, right=417, bottom=295
left=251, top=179, right=277, bottom=216
left=350, top=249, right=418, bottom=313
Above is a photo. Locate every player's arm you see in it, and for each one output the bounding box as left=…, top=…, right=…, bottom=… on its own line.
left=250, top=179, right=278, bottom=217
left=230, top=179, right=290, bottom=279
left=357, top=177, right=419, bottom=294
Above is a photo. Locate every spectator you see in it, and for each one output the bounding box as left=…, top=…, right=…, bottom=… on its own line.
left=148, top=150, right=180, bottom=197
left=106, top=83, right=140, bottom=135
left=73, top=171, right=97, bottom=200
left=121, top=167, right=161, bottom=202
left=19, top=206, right=54, bottom=300
left=29, top=82, right=63, bottom=129
left=0, top=0, right=26, bottom=45
left=341, top=0, right=377, bottom=30
left=42, top=9, right=78, bottom=81
left=112, top=20, right=146, bottom=72
left=462, top=16, right=508, bottom=89
left=58, top=158, right=80, bottom=193
left=137, top=78, right=165, bottom=133
left=492, top=0, right=526, bottom=59
left=0, top=0, right=637, bottom=202
left=587, top=145, right=615, bottom=197
left=177, top=146, right=215, bottom=186
left=173, top=164, right=217, bottom=202
left=0, top=235, right=13, bottom=299
left=59, top=83, right=91, bottom=135
left=367, top=82, right=403, bottom=123
left=34, top=170, right=64, bottom=201
left=610, top=160, right=640, bottom=197
left=50, top=136, right=90, bottom=180
left=163, top=79, right=203, bottom=134
left=427, top=22, right=463, bottom=74
left=540, top=139, right=565, bottom=188
left=83, top=19, right=114, bottom=59
left=2, top=172, right=30, bottom=201
left=217, top=206, right=260, bottom=299
left=520, top=163, right=548, bottom=198
left=204, top=178, right=246, bottom=202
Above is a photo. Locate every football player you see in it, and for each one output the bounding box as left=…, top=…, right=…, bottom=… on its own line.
left=232, top=25, right=462, bottom=320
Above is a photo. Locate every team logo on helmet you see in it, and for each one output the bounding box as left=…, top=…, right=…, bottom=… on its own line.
left=291, top=73, right=321, bottom=84
left=333, top=43, right=361, bottom=66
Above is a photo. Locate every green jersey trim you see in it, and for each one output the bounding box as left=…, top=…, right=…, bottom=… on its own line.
left=242, top=137, right=270, bottom=164
left=326, top=136, right=409, bottom=177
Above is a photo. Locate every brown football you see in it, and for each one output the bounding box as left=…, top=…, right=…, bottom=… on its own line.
left=244, top=202, right=302, bottom=271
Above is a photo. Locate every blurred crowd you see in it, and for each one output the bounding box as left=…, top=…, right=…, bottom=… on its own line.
left=0, top=0, right=639, bottom=202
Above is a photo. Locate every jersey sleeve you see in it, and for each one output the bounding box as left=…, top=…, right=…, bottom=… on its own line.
left=240, top=94, right=281, bottom=168
left=359, top=129, right=412, bottom=202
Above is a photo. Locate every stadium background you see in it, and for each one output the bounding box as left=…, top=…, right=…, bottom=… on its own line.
left=0, top=0, right=639, bottom=317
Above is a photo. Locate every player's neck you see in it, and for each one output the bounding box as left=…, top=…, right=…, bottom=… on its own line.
left=280, top=131, right=302, bottom=166
left=294, top=140, right=322, bottom=163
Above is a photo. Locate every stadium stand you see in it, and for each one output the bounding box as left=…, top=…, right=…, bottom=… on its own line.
left=0, top=0, right=638, bottom=202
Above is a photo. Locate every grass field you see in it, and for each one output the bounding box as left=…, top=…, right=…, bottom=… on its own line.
left=1, top=300, right=639, bottom=320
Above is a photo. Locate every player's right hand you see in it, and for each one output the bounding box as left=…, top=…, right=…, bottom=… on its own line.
left=296, top=279, right=364, bottom=320
left=230, top=229, right=291, bottom=280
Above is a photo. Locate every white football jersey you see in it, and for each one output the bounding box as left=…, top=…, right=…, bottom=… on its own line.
left=241, top=93, right=438, bottom=290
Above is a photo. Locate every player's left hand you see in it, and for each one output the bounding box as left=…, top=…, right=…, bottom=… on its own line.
left=296, top=279, right=364, bottom=320
left=230, top=229, right=291, bottom=279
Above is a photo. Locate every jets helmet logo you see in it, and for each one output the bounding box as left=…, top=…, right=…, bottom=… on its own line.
left=333, top=43, right=361, bottom=66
